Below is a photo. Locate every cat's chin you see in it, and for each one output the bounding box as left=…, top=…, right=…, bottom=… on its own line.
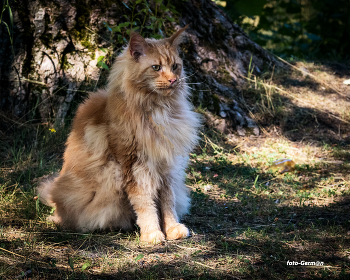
left=157, top=88, right=175, bottom=97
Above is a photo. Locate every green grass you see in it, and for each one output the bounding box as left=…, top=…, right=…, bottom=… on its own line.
left=1, top=61, right=350, bottom=279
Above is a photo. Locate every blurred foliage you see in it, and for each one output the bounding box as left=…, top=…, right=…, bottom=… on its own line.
left=220, top=0, right=350, bottom=60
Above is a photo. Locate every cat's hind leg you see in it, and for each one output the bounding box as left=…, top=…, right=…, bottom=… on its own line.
left=39, top=171, right=98, bottom=230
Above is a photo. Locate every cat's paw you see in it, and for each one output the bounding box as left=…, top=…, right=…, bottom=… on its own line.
left=140, top=230, right=165, bottom=243
left=166, top=223, right=189, bottom=240
left=47, top=214, right=61, bottom=224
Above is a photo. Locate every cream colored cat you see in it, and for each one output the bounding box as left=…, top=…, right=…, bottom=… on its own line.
left=37, top=26, right=200, bottom=243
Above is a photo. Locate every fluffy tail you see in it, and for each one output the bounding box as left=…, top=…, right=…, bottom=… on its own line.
left=36, top=174, right=58, bottom=207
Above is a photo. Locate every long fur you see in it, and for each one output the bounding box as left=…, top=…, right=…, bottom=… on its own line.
left=37, top=26, right=200, bottom=242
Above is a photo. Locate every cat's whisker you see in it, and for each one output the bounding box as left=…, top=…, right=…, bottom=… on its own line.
left=169, top=81, right=185, bottom=97
left=145, top=87, right=157, bottom=99
left=179, top=71, right=197, bottom=81
left=142, top=87, right=157, bottom=102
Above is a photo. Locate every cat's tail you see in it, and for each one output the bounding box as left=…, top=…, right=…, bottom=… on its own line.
left=36, top=174, right=58, bottom=207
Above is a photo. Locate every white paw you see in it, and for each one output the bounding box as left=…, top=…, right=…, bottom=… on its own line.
left=140, top=230, right=165, bottom=243
left=166, top=223, right=189, bottom=240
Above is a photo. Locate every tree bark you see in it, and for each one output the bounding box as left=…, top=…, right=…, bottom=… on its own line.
left=0, top=0, right=283, bottom=135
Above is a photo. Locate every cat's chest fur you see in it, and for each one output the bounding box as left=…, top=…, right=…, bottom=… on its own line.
left=136, top=103, right=196, bottom=166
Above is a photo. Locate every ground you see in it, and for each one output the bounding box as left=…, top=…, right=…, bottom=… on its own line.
left=0, top=58, right=350, bottom=279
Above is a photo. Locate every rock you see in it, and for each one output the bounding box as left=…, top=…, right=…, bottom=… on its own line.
left=236, top=125, right=246, bottom=136
left=34, top=8, right=46, bottom=37
left=220, top=111, right=227, bottom=118
left=215, top=119, right=227, bottom=134
left=227, top=133, right=238, bottom=142
left=203, top=184, right=212, bottom=192
left=220, top=103, right=230, bottom=111
left=229, top=110, right=245, bottom=126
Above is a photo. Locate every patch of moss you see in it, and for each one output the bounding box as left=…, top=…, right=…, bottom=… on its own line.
left=70, top=28, right=96, bottom=59
left=60, top=55, right=73, bottom=71
left=213, top=22, right=228, bottom=40
left=217, top=68, right=233, bottom=84
left=212, top=94, right=221, bottom=114
left=74, top=0, right=92, bottom=32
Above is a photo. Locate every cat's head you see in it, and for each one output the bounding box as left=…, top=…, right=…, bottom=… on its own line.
left=126, top=25, right=189, bottom=97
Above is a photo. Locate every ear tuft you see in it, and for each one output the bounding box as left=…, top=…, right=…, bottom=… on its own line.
left=129, top=32, right=147, bottom=61
left=168, top=24, right=189, bottom=48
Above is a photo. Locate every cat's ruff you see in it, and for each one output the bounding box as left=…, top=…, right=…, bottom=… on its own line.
left=37, top=26, right=200, bottom=243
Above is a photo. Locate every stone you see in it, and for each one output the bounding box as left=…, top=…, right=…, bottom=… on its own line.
left=229, top=110, right=245, bottom=126
left=236, top=125, right=246, bottom=136
left=215, top=119, right=227, bottom=133
left=220, top=103, right=230, bottom=111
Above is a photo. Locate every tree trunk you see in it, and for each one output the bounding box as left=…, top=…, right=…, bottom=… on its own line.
left=0, top=0, right=283, bottom=135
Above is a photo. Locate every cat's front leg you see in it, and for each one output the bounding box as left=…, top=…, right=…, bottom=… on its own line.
left=127, top=184, right=165, bottom=243
left=160, top=184, right=190, bottom=240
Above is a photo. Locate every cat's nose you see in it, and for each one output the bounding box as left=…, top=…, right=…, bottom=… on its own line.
left=168, top=78, right=177, bottom=85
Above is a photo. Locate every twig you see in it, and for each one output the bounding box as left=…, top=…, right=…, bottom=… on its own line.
left=169, top=275, right=198, bottom=280
left=175, top=245, right=212, bottom=252
left=1, top=230, right=120, bottom=237
left=326, top=182, right=346, bottom=188
left=85, top=27, right=113, bottom=44
left=71, top=238, right=88, bottom=257
left=308, top=265, right=341, bottom=269
left=193, top=261, right=239, bottom=279
left=176, top=245, right=199, bottom=250
left=0, top=111, right=27, bottom=126
left=193, top=260, right=216, bottom=269
left=0, top=247, right=47, bottom=264
left=200, top=132, right=224, bottom=152
left=234, top=240, right=263, bottom=252
left=19, top=78, right=47, bottom=86
left=16, top=269, right=31, bottom=279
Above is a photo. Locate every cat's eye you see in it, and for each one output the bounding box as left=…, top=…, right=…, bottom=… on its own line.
left=172, top=64, right=178, bottom=70
left=152, top=65, right=161, bottom=71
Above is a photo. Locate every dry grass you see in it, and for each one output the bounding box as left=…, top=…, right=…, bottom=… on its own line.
left=0, top=59, right=350, bottom=279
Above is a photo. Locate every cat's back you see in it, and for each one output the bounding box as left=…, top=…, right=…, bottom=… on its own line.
left=72, top=90, right=109, bottom=135
left=62, top=90, right=110, bottom=173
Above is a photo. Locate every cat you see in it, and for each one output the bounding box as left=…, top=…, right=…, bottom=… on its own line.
left=37, top=25, right=201, bottom=243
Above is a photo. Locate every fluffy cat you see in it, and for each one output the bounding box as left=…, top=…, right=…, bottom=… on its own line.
left=37, top=26, right=200, bottom=243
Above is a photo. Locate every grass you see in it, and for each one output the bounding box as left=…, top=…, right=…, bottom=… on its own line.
left=0, top=59, right=350, bottom=279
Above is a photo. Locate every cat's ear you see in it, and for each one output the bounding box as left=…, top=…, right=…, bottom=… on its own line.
left=168, top=24, right=189, bottom=48
left=129, top=32, right=147, bottom=61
